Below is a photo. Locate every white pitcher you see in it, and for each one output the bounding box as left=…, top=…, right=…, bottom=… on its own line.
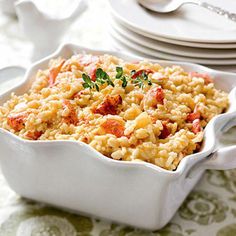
left=13, top=0, right=87, bottom=61
left=0, top=0, right=15, bottom=15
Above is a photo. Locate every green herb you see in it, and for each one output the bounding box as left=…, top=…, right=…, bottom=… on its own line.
left=95, top=83, right=99, bottom=92
left=132, top=77, right=144, bottom=88
left=83, top=83, right=91, bottom=89
left=121, top=78, right=128, bottom=88
left=142, top=71, right=148, bottom=80
left=82, top=68, right=115, bottom=92
left=82, top=66, right=152, bottom=92
left=96, top=68, right=114, bottom=87
left=130, top=70, right=152, bottom=88
left=82, top=73, right=96, bottom=90
left=116, top=66, right=128, bottom=88
left=82, top=73, right=100, bottom=91
left=116, top=67, right=123, bottom=78
left=131, top=70, right=136, bottom=76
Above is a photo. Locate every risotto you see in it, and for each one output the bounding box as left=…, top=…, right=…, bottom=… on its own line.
left=0, top=54, right=229, bottom=170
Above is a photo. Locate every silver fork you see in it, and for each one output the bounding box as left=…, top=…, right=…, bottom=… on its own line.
left=138, top=0, right=236, bottom=22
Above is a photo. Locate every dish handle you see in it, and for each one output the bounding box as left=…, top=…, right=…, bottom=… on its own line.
left=0, top=65, right=26, bottom=92
left=188, top=111, right=236, bottom=178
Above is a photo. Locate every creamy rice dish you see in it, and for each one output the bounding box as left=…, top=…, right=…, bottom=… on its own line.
left=0, top=54, right=229, bottom=170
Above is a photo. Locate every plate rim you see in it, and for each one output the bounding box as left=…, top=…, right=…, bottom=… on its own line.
left=110, top=28, right=236, bottom=65
left=109, top=0, right=236, bottom=44
left=111, top=19, right=236, bottom=59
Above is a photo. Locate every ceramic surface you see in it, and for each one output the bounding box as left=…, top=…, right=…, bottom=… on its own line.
left=111, top=19, right=236, bottom=59
left=14, top=0, right=87, bottom=61
left=0, top=44, right=236, bottom=230
left=113, top=17, right=236, bottom=49
left=0, top=0, right=15, bottom=15
left=109, top=0, right=236, bottom=43
left=112, top=40, right=236, bottom=73
left=110, top=28, right=236, bottom=65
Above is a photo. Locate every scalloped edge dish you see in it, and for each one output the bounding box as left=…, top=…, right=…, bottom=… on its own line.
left=0, top=44, right=236, bottom=230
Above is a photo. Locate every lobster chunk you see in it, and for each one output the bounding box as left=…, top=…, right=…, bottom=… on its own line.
left=94, top=95, right=122, bottom=115
left=187, top=112, right=201, bottom=122
left=159, top=121, right=171, bottom=139
left=62, top=100, right=79, bottom=125
left=89, top=66, right=97, bottom=81
left=48, top=60, right=65, bottom=87
left=25, top=131, right=43, bottom=140
left=143, top=87, right=164, bottom=108
left=101, top=119, right=124, bottom=138
left=190, top=72, right=213, bottom=85
left=192, top=119, right=202, bottom=134
left=7, top=112, right=27, bottom=132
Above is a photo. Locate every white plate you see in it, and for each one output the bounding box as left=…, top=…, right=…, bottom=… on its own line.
left=112, top=40, right=236, bottom=73
left=110, top=29, right=236, bottom=65
left=109, top=0, right=236, bottom=43
left=111, top=39, right=155, bottom=59
left=111, top=19, right=236, bottom=59
left=209, top=65, right=236, bottom=73
left=113, top=16, right=236, bottom=49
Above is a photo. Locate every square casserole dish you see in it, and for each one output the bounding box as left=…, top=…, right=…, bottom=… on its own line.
left=0, top=44, right=236, bottom=230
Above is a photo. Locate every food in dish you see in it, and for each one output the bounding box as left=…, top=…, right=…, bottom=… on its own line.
left=0, top=54, right=229, bottom=170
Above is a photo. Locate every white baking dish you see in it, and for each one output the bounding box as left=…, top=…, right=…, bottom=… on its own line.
left=0, top=44, right=236, bottom=230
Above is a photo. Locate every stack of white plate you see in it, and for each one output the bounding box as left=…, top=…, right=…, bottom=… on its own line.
left=108, top=0, right=236, bottom=70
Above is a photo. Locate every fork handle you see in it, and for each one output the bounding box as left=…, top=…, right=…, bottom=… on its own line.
left=198, top=2, right=236, bottom=22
